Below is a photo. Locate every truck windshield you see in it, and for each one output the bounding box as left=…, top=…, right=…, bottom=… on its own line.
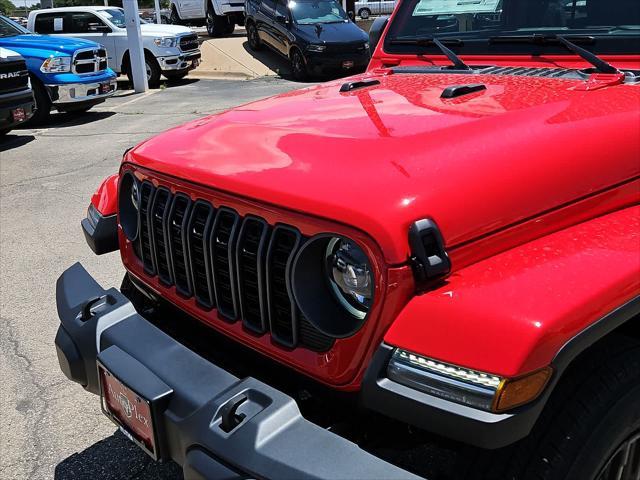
left=289, top=0, right=348, bottom=25
left=101, top=8, right=148, bottom=28
left=384, top=0, right=640, bottom=55
left=0, top=15, right=30, bottom=37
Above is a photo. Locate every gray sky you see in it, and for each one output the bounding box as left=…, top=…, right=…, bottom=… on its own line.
left=10, top=0, right=41, bottom=7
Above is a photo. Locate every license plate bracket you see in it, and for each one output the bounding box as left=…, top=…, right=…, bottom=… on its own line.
left=11, top=108, right=26, bottom=123
left=100, top=83, right=111, bottom=94
left=97, top=346, right=173, bottom=460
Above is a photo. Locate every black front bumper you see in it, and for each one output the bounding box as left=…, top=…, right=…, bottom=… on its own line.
left=305, top=52, right=370, bottom=76
left=55, top=263, right=420, bottom=480
left=0, top=89, right=35, bottom=130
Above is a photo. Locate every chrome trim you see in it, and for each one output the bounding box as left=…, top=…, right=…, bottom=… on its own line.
left=47, top=79, right=117, bottom=104
left=71, top=47, right=109, bottom=76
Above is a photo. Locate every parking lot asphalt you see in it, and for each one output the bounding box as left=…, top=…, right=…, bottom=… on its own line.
left=0, top=77, right=306, bottom=480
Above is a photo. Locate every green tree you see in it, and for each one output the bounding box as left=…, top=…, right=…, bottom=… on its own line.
left=0, top=0, right=15, bottom=15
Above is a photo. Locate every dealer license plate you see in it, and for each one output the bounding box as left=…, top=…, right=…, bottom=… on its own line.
left=342, top=60, right=355, bottom=69
left=100, top=83, right=111, bottom=94
left=99, top=365, right=158, bottom=458
left=11, top=108, right=26, bottom=123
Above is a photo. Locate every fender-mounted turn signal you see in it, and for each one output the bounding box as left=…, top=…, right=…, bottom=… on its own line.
left=493, top=367, right=553, bottom=412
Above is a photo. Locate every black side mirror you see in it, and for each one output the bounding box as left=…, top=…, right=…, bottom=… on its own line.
left=368, top=15, right=389, bottom=52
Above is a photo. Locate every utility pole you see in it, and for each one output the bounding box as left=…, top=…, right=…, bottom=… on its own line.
left=154, top=0, right=162, bottom=24
left=123, top=0, right=148, bottom=93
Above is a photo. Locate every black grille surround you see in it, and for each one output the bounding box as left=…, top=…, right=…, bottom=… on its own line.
left=179, top=34, right=199, bottom=52
left=0, top=59, right=29, bottom=94
left=133, top=180, right=334, bottom=352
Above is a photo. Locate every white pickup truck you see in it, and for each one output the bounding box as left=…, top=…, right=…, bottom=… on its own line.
left=27, top=7, right=201, bottom=87
left=169, top=0, right=244, bottom=37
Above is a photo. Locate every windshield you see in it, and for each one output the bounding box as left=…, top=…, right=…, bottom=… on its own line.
left=0, top=15, right=30, bottom=37
left=384, top=0, right=640, bottom=55
left=101, top=8, right=147, bottom=28
left=289, top=0, right=348, bottom=25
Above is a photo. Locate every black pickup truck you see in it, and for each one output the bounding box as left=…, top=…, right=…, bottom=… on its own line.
left=0, top=47, right=35, bottom=135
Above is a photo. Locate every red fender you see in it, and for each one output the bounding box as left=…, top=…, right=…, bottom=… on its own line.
left=384, top=206, right=640, bottom=378
left=90, top=174, right=119, bottom=216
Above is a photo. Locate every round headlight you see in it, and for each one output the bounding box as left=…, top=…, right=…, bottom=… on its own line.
left=118, top=171, right=140, bottom=241
left=326, top=238, right=372, bottom=319
left=292, top=234, right=374, bottom=338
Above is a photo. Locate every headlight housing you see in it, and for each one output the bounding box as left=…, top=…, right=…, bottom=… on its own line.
left=154, top=37, right=178, bottom=48
left=292, top=234, right=375, bottom=338
left=40, top=56, right=71, bottom=73
left=306, top=44, right=326, bottom=53
left=326, top=238, right=372, bottom=319
left=388, top=349, right=552, bottom=412
left=118, top=171, right=140, bottom=241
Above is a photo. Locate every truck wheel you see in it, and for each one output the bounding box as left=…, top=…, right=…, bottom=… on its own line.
left=359, top=8, right=371, bottom=19
left=27, top=77, right=52, bottom=126
left=247, top=22, right=262, bottom=50
left=126, top=54, right=162, bottom=88
left=290, top=49, right=308, bottom=81
left=206, top=7, right=231, bottom=37
left=471, top=335, right=640, bottom=480
left=170, top=6, right=182, bottom=25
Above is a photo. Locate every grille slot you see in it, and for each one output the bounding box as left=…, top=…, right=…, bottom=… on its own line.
left=131, top=181, right=334, bottom=352
left=167, top=194, right=192, bottom=297
left=210, top=208, right=240, bottom=321
left=187, top=201, right=215, bottom=309
left=266, top=226, right=301, bottom=348
left=150, top=187, right=172, bottom=285
left=139, top=181, right=155, bottom=275
left=236, top=217, right=270, bottom=334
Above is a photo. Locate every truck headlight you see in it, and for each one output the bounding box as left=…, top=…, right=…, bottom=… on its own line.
left=40, top=56, right=71, bottom=73
left=292, top=234, right=374, bottom=338
left=326, top=238, right=372, bottom=319
left=154, top=37, right=178, bottom=47
left=306, top=44, right=326, bottom=52
left=388, top=349, right=552, bottom=412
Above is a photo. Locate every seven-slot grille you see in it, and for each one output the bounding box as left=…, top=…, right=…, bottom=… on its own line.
left=134, top=181, right=334, bottom=352
left=179, top=34, right=199, bottom=52
left=0, top=59, right=29, bottom=93
left=72, top=48, right=108, bottom=74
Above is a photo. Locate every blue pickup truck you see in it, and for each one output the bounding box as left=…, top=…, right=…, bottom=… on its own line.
left=0, top=15, right=117, bottom=124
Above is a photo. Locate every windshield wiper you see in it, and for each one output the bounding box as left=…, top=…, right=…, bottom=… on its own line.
left=390, top=37, right=471, bottom=70
left=489, top=34, right=618, bottom=74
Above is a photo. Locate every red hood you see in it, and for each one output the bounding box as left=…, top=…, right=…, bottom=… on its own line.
left=127, top=72, right=640, bottom=264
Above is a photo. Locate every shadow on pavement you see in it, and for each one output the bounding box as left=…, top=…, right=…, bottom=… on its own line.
left=0, top=133, right=35, bottom=151
left=241, top=41, right=293, bottom=79
left=55, top=430, right=183, bottom=480
left=19, top=111, right=118, bottom=130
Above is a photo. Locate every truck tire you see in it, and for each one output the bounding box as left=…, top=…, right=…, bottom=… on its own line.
left=247, top=22, right=262, bottom=50
left=27, top=77, right=52, bottom=126
left=468, top=335, right=640, bottom=480
left=290, top=48, right=308, bottom=81
left=358, top=8, right=371, bottom=19
left=170, top=7, right=182, bottom=25
left=126, top=53, right=162, bottom=88
left=206, top=6, right=232, bottom=37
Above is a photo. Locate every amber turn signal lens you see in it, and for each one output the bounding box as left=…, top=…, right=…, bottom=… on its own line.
left=493, top=367, right=553, bottom=412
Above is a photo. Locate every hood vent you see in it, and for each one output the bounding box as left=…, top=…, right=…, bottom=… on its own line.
left=481, top=66, right=573, bottom=78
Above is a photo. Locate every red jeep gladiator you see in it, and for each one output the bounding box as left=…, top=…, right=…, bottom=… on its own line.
left=55, top=0, right=640, bottom=478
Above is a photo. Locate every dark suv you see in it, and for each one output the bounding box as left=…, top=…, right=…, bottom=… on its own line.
left=245, top=0, right=370, bottom=80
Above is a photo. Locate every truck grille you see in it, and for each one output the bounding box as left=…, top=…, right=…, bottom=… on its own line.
left=0, top=59, right=29, bottom=94
left=179, top=34, right=199, bottom=52
left=133, top=181, right=334, bottom=352
left=72, top=48, right=108, bottom=75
